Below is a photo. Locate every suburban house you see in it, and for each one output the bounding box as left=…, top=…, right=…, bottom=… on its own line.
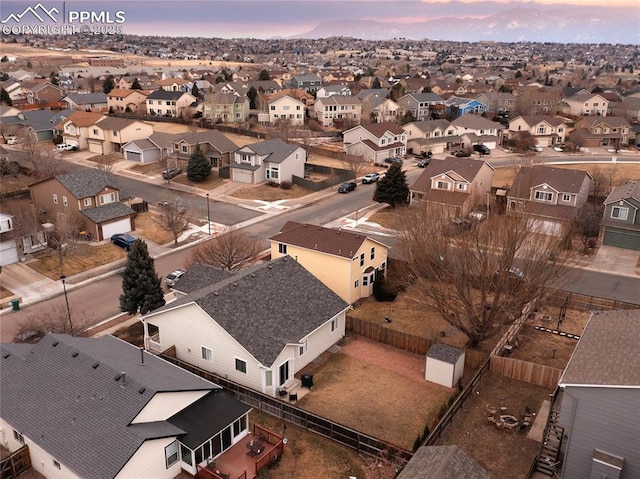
left=106, top=89, right=150, bottom=113
left=269, top=221, right=390, bottom=304
left=62, top=92, right=108, bottom=112
left=562, top=92, right=609, bottom=117
left=357, top=90, right=401, bottom=123
left=403, top=119, right=457, bottom=155
left=316, top=85, right=352, bottom=98
left=398, top=77, right=430, bottom=94
left=0, top=211, right=49, bottom=266
left=0, top=333, right=253, bottom=478
left=475, top=92, right=516, bottom=115
left=121, top=132, right=176, bottom=164
left=409, top=157, right=494, bottom=218
left=610, top=95, right=640, bottom=124
left=170, top=130, right=239, bottom=169
left=85, top=116, right=154, bottom=155
left=506, top=165, right=592, bottom=235
left=229, top=138, right=306, bottom=184
left=450, top=115, right=504, bottom=150
left=601, top=180, right=640, bottom=251
left=397, top=445, right=489, bottom=479
left=322, top=71, right=355, bottom=83
left=156, top=77, right=190, bottom=92
left=142, top=257, right=349, bottom=397
left=145, top=90, right=197, bottom=118
left=20, top=81, right=65, bottom=107
left=508, top=115, right=569, bottom=147
left=266, top=94, right=305, bottom=126
left=56, top=110, right=106, bottom=149
left=515, top=89, right=564, bottom=115
left=29, top=169, right=136, bottom=241
left=569, top=116, right=632, bottom=149
left=290, top=74, right=322, bottom=93
left=343, top=122, right=407, bottom=164
left=444, top=96, right=487, bottom=117
left=397, top=92, right=446, bottom=121
left=115, top=75, right=157, bottom=90
left=556, top=309, right=640, bottom=479
left=311, top=95, right=362, bottom=128
left=202, top=92, right=250, bottom=123
left=1, top=108, right=74, bottom=143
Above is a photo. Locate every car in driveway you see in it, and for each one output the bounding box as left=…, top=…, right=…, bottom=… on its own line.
left=110, top=233, right=137, bottom=251
left=384, top=157, right=403, bottom=165
left=417, top=158, right=431, bottom=168
left=162, top=167, right=182, bottom=180
left=529, top=145, right=543, bottom=152
left=56, top=143, right=74, bottom=151
left=338, top=182, right=357, bottom=193
left=451, top=149, right=471, bottom=157
left=166, top=269, right=186, bottom=287
left=473, top=144, right=491, bottom=155
left=362, top=173, right=380, bottom=184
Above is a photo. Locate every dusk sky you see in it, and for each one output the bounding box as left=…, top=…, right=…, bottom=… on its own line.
left=2, top=0, right=638, bottom=39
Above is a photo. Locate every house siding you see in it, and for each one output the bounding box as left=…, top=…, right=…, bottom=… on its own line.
left=132, top=390, right=209, bottom=423
left=116, top=437, right=181, bottom=479
left=559, top=387, right=640, bottom=479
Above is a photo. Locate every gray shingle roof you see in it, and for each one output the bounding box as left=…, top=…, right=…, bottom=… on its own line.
left=81, top=201, right=135, bottom=224
left=604, top=180, right=640, bottom=205
left=147, top=90, right=189, bottom=100
left=559, top=309, right=640, bottom=387
left=397, top=445, right=489, bottom=479
left=147, top=257, right=349, bottom=366
left=174, top=130, right=239, bottom=153
left=427, top=343, right=464, bottom=364
left=65, top=92, right=107, bottom=105
left=55, top=169, right=121, bottom=199
left=242, top=138, right=300, bottom=164
left=508, top=166, right=590, bottom=199
left=0, top=334, right=219, bottom=479
left=172, top=263, right=235, bottom=295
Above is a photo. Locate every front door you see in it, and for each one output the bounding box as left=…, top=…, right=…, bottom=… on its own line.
left=279, top=360, right=290, bottom=387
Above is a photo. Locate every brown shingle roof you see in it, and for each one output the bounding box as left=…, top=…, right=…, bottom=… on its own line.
left=508, top=166, right=590, bottom=200
left=411, top=157, right=491, bottom=193
left=362, top=122, right=405, bottom=137
left=59, top=110, right=105, bottom=128
left=269, top=221, right=388, bottom=259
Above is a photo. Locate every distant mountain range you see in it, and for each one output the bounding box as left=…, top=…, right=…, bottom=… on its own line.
left=293, top=7, right=640, bottom=44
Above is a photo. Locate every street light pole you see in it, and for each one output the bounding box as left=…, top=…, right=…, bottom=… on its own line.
left=60, top=274, right=73, bottom=332
left=206, top=193, right=211, bottom=235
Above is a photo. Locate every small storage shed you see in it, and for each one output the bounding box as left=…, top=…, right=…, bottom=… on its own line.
left=425, top=343, right=465, bottom=388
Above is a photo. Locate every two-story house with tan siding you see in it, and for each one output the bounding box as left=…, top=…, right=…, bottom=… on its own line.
left=171, top=130, right=239, bottom=169
left=56, top=110, right=106, bottom=149
left=202, top=92, right=250, bottom=123
left=229, top=138, right=306, bottom=184
left=569, top=116, right=632, bottom=149
left=269, top=221, right=390, bottom=304
left=311, top=95, right=362, bottom=128
left=450, top=115, right=504, bottom=151
left=267, top=95, right=305, bottom=126
left=142, top=258, right=349, bottom=398
left=409, top=157, right=494, bottom=218
left=403, top=119, right=458, bottom=155
left=562, top=93, right=609, bottom=117
left=507, top=165, right=592, bottom=236
left=106, top=88, right=150, bottom=113
left=85, top=117, right=154, bottom=155
left=146, top=90, right=196, bottom=118
left=29, top=169, right=136, bottom=241
left=343, top=122, right=407, bottom=164
left=508, top=115, right=569, bottom=147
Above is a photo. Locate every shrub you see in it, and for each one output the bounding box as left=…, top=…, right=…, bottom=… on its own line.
left=266, top=180, right=279, bottom=188
left=280, top=181, right=293, bottom=190
left=373, top=274, right=397, bottom=302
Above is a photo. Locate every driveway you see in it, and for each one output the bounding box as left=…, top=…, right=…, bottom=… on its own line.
left=587, top=245, right=640, bottom=277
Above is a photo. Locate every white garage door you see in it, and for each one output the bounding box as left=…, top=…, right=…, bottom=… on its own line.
left=232, top=169, right=253, bottom=184
left=125, top=150, right=141, bottom=162
left=101, top=218, right=132, bottom=239
left=89, top=142, right=103, bottom=154
left=0, top=240, right=19, bottom=266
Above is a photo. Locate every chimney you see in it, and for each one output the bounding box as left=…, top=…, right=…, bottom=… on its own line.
left=121, top=372, right=126, bottom=385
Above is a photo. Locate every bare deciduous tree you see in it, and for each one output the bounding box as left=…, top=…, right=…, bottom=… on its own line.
left=185, top=229, right=263, bottom=271
left=20, top=132, right=72, bottom=179
left=343, top=153, right=371, bottom=181
left=49, top=212, right=85, bottom=268
left=14, top=303, right=92, bottom=342
left=397, top=204, right=575, bottom=347
left=156, top=201, right=191, bottom=246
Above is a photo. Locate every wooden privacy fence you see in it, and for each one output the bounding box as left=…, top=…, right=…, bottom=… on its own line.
left=0, top=445, right=32, bottom=479
left=346, top=316, right=487, bottom=370
left=159, top=353, right=413, bottom=467
left=490, top=356, right=563, bottom=389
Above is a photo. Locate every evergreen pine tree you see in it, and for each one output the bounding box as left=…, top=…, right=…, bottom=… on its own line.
left=191, top=83, right=200, bottom=98
left=119, top=240, right=165, bottom=315
left=247, top=86, right=258, bottom=109
left=131, top=78, right=142, bottom=90
left=258, top=69, right=271, bottom=81
left=186, top=145, right=211, bottom=182
left=102, top=75, right=115, bottom=94
left=374, top=163, right=409, bottom=207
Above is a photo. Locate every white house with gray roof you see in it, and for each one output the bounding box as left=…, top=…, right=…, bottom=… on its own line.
left=62, top=92, right=108, bottom=112
left=230, top=138, right=306, bottom=184
left=556, top=309, right=640, bottom=479
left=0, top=334, right=252, bottom=478
left=142, top=257, right=349, bottom=398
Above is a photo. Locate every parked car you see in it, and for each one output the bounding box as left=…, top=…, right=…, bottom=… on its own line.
left=417, top=158, right=431, bottom=168
left=529, top=145, right=543, bottom=152
left=469, top=211, right=487, bottom=221
left=166, top=269, right=186, bottom=287
left=362, top=173, right=380, bottom=184
left=384, top=157, right=403, bottom=165
left=110, top=233, right=137, bottom=251
left=56, top=143, right=74, bottom=151
left=162, top=167, right=182, bottom=180
left=473, top=144, right=491, bottom=155
left=158, top=200, right=187, bottom=213
left=6, top=136, right=19, bottom=145
left=451, top=149, right=471, bottom=157
left=338, top=182, right=357, bottom=193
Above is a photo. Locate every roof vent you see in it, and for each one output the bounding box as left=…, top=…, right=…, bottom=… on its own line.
left=251, top=273, right=255, bottom=277
left=72, top=352, right=79, bottom=358
left=233, top=282, right=238, bottom=287
left=213, top=291, right=219, bottom=296
left=114, top=373, right=122, bottom=381
left=268, top=264, right=272, bottom=269
left=2, top=353, right=9, bottom=359
left=138, top=387, right=146, bottom=394
left=92, top=362, right=99, bottom=369
left=52, top=341, right=59, bottom=347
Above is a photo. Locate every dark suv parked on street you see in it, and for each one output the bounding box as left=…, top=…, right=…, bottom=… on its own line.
left=111, top=233, right=137, bottom=251
left=338, top=182, right=357, bottom=193
left=473, top=144, right=491, bottom=155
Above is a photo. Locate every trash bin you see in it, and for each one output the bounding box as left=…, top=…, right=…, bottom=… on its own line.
left=11, top=298, right=20, bottom=311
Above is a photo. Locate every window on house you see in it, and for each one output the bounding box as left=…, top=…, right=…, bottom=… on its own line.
left=62, top=196, right=68, bottom=206
left=611, top=206, right=628, bottom=220
left=265, top=370, right=272, bottom=387
left=363, top=276, right=368, bottom=286
left=331, top=318, right=338, bottom=332
left=165, top=441, right=179, bottom=468
left=182, top=145, right=188, bottom=153
left=360, top=253, right=365, bottom=266
left=13, top=430, right=24, bottom=445
left=370, top=247, right=375, bottom=260
left=93, top=128, right=98, bottom=135
left=100, top=193, right=116, bottom=205
left=201, top=346, right=213, bottom=361
left=456, top=183, right=468, bottom=191
left=354, top=279, right=359, bottom=288
left=270, top=106, right=275, bottom=111
left=535, top=191, right=553, bottom=201
left=83, top=198, right=92, bottom=207
left=537, top=126, right=546, bottom=134
left=283, top=105, right=290, bottom=110
left=235, top=358, right=247, bottom=374
left=562, top=194, right=571, bottom=202
left=436, top=181, right=449, bottom=190
left=53, top=193, right=58, bottom=204
left=233, top=416, right=247, bottom=438
left=380, top=262, right=386, bottom=272
left=278, top=243, right=287, bottom=255
left=299, top=339, right=307, bottom=356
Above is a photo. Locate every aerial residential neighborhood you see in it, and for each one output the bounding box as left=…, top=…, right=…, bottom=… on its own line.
left=1, top=4, right=640, bottom=479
